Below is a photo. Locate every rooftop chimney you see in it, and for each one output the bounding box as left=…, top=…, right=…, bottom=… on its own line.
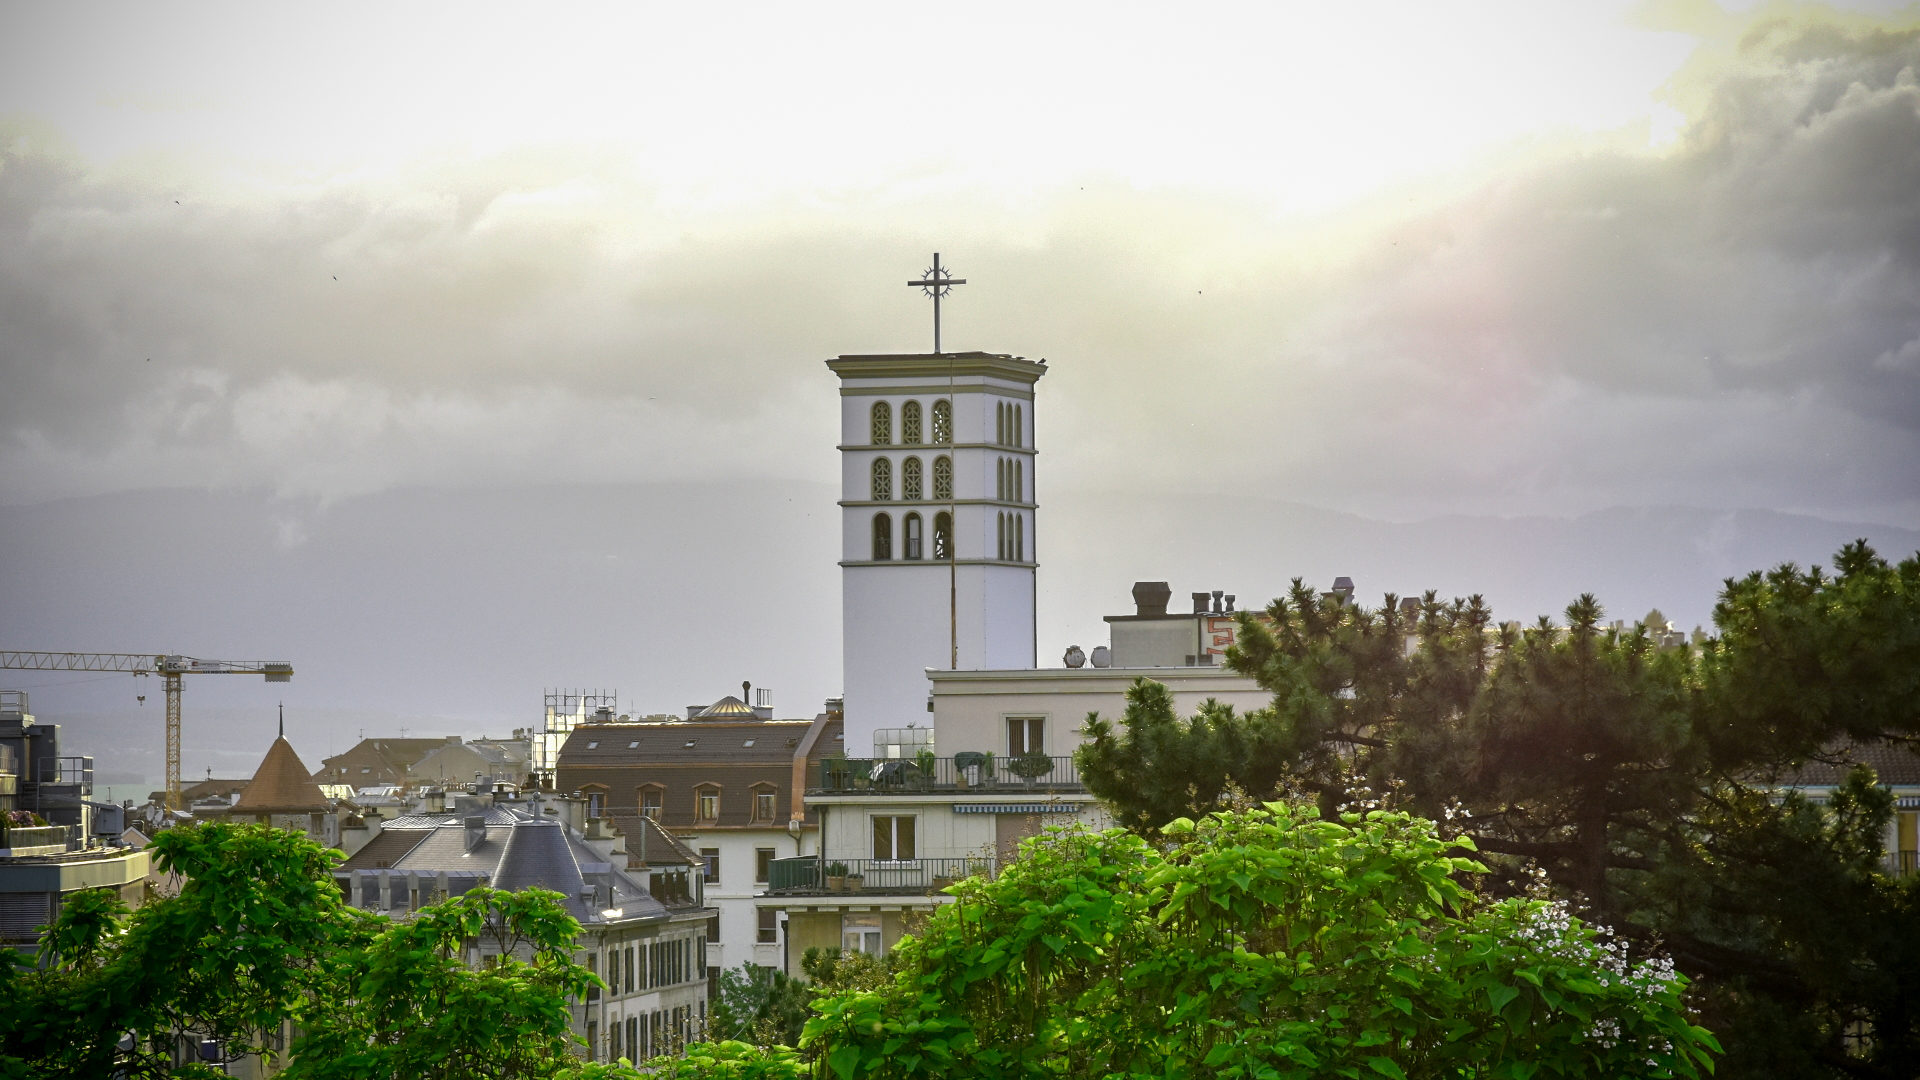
left=1131, top=581, right=1171, bottom=617
left=1192, top=591, right=1210, bottom=614
left=463, top=812, right=487, bottom=851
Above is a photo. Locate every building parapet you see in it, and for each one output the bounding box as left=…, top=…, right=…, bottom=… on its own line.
left=810, top=754, right=1080, bottom=795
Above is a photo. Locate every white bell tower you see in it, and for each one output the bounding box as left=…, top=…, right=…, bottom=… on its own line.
left=829, top=351, right=1046, bottom=757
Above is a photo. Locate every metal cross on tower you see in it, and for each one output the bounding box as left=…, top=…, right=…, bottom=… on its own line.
left=908, top=253, right=966, bottom=354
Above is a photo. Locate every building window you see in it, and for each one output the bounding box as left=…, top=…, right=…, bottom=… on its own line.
left=872, top=513, right=892, bottom=560
left=932, top=456, right=952, bottom=499
left=758, top=906, right=779, bottom=944
left=640, top=786, right=664, bottom=820
left=626, top=945, right=636, bottom=992
left=997, top=512, right=1006, bottom=561
left=1016, top=513, right=1025, bottom=561
left=932, top=512, right=952, bottom=560
left=585, top=790, right=605, bottom=819
left=904, top=513, right=923, bottom=560
left=701, top=847, right=720, bottom=884
left=696, top=785, right=720, bottom=822
left=870, top=401, right=891, bottom=444
left=751, top=787, right=776, bottom=824
left=995, top=401, right=1006, bottom=445
left=1014, top=403, right=1023, bottom=447
left=873, top=815, right=916, bottom=861
left=871, top=457, right=892, bottom=500
left=1007, top=715, right=1045, bottom=756
left=902, top=400, right=922, bottom=444
left=931, top=399, right=951, bottom=443
left=902, top=456, right=922, bottom=500
left=1015, top=460, right=1023, bottom=502
left=755, top=847, right=775, bottom=883
left=843, top=914, right=883, bottom=956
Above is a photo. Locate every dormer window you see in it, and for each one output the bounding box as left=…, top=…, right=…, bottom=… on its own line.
left=695, top=785, right=720, bottom=823
left=750, top=784, right=777, bottom=824
left=640, top=786, right=664, bottom=820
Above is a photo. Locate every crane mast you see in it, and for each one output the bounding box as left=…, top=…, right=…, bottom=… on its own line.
left=0, top=651, right=293, bottom=810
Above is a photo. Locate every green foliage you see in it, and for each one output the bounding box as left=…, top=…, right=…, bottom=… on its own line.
left=283, top=886, right=596, bottom=1080
left=710, top=963, right=812, bottom=1047
left=0, top=821, right=357, bottom=1078
left=798, top=808, right=1715, bottom=1079
left=1078, top=542, right=1920, bottom=1078
left=556, top=1040, right=807, bottom=1080
left=0, top=822, right=599, bottom=1080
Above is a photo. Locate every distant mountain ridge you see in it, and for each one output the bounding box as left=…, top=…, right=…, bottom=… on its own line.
left=5, top=482, right=1914, bottom=788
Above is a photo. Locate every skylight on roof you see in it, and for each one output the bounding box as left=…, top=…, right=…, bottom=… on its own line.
left=586, top=741, right=598, bottom=749
left=628, top=741, right=639, bottom=749
left=743, top=739, right=755, bottom=747
left=684, top=741, right=695, bottom=748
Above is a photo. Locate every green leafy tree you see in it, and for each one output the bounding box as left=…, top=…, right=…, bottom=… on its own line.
left=709, top=963, right=812, bottom=1048
left=800, top=807, right=1716, bottom=1079
left=284, top=886, right=597, bottom=1080
left=0, top=821, right=357, bottom=1077
left=1079, top=542, right=1920, bottom=1078
left=0, top=822, right=601, bottom=1080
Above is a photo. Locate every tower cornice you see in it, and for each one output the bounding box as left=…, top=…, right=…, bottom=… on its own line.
left=827, top=352, right=1047, bottom=385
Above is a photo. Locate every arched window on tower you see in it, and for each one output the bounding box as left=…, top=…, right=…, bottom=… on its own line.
left=871, top=457, right=892, bottom=500
left=871, top=401, right=892, bottom=445
left=1017, top=513, right=1025, bottom=561
left=1014, top=404, right=1023, bottom=447
left=903, top=457, right=923, bottom=500
left=872, top=513, right=893, bottom=560
left=1015, top=460, right=1023, bottom=502
left=904, top=513, right=923, bottom=559
left=933, top=512, right=952, bottom=560
left=902, top=401, right=922, bottom=444
left=932, top=456, right=952, bottom=500
left=931, top=399, right=951, bottom=444
left=996, top=512, right=1006, bottom=560
left=995, top=402, right=1005, bottom=445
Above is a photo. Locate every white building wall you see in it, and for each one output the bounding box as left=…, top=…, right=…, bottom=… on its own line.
left=834, top=356, right=1045, bottom=759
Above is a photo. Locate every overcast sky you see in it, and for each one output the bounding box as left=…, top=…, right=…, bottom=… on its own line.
left=4, top=2, right=1920, bottom=763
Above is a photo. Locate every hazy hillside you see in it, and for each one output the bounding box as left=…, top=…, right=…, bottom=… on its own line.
left=4, top=482, right=1914, bottom=793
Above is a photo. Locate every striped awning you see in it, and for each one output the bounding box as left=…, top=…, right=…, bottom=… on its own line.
left=952, top=803, right=1081, bottom=814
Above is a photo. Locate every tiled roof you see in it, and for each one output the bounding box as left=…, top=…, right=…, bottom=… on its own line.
left=606, top=813, right=703, bottom=868
left=1783, top=741, right=1920, bottom=787
left=381, top=805, right=527, bottom=829
left=337, top=828, right=432, bottom=871
left=558, top=718, right=817, bottom=766
left=233, top=736, right=333, bottom=814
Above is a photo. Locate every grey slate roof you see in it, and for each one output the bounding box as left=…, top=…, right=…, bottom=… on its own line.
left=381, top=804, right=526, bottom=829
left=1783, top=741, right=1920, bottom=787
left=558, top=718, right=817, bottom=767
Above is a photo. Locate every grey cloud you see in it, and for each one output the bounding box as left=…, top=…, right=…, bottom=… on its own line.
left=2, top=11, right=1918, bottom=529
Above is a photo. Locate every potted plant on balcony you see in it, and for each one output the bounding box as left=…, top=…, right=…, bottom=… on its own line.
left=1009, top=749, right=1055, bottom=785
left=845, top=867, right=865, bottom=892
left=913, top=748, right=938, bottom=789
left=825, top=862, right=848, bottom=892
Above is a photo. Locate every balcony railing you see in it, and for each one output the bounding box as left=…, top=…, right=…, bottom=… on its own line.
left=812, top=755, right=1080, bottom=794
left=0, top=823, right=72, bottom=855
left=1888, top=851, right=1918, bottom=878
left=766, top=855, right=993, bottom=896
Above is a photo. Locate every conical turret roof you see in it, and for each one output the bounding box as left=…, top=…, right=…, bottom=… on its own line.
left=233, top=735, right=332, bottom=814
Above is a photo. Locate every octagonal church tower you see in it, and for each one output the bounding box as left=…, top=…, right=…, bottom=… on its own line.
left=828, top=352, right=1046, bottom=757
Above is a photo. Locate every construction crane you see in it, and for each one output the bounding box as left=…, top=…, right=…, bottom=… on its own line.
left=0, top=652, right=293, bottom=811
